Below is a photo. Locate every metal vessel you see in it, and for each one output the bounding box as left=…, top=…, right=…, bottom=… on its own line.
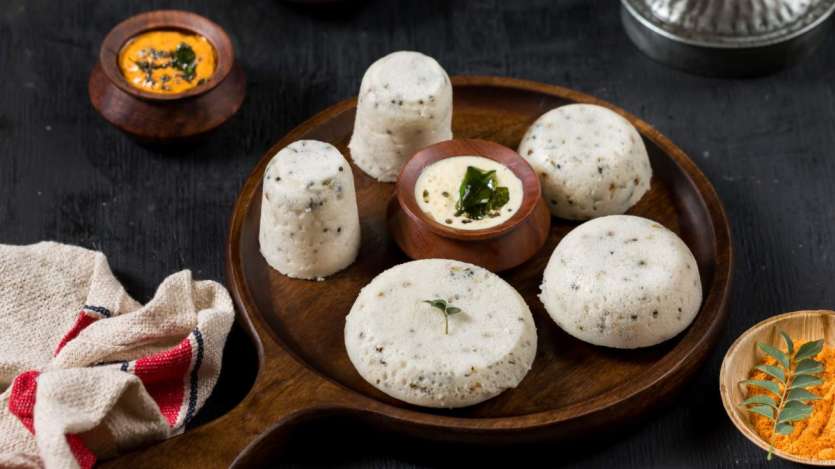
left=621, top=0, right=835, bottom=76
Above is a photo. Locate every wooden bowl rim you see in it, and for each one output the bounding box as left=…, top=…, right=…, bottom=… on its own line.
left=87, top=61, right=247, bottom=142
left=99, top=9, right=234, bottom=102
left=720, top=309, right=835, bottom=466
left=395, top=138, right=543, bottom=241
left=226, top=75, right=734, bottom=432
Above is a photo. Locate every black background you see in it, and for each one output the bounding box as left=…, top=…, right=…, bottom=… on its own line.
left=1, top=0, right=832, bottom=467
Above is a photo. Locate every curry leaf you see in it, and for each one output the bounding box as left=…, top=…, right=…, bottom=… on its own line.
left=780, top=331, right=794, bottom=355
left=741, top=395, right=777, bottom=408
left=782, top=400, right=811, bottom=411
left=171, top=43, right=198, bottom=82
left=174, top=43, right=196, bottom=64
left=796, top=359, right=824, bottom=376
left=778, top=402, right=813, bottom=423
left=790, top=375, right=823, bottom=389
left=796, top=340, right=824, bottom=361
left=455, top=166, right=511, bottom=220
left=749, top=405, right=775, bottom=419
left=742, top=379, right=781, bottom=396
left=786, top=388, right=821, bottom=403
left=758, top=342, right=789, bottom=369
left=775, top=422, right=794, bottom=435
left=755, top=364, right=785, bottom=383
left=492, top=186, right=510, bottom=208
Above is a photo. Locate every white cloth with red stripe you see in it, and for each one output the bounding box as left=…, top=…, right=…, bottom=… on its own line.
left=0, top=242, right=235, bottom=468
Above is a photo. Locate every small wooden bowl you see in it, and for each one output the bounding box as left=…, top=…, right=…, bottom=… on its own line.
left=88, top=10, right=246, bottom=142
left=720, top=310, right=835, bottom=465
left=387, top=138, right=551, bottom=272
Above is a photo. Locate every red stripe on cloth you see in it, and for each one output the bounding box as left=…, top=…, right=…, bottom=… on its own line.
left=133, top=336, right=193, bottom=427
left=8, top=370, right=96, bottom=468
left=67, top=434, right=96, bottom=469
left=8, top=370, right=39, bottom=433
left=54, top=312, right=99, bottom=356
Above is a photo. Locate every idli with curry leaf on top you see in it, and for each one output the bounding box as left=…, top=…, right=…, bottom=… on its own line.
left=345, top=259, right=537, bottom=408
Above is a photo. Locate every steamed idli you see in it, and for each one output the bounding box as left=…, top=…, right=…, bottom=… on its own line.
left=539, top=215, right=701, bottom=348
left=518, top=104, right=651, bottom=220
left=345, top=259, right=537, bottom=408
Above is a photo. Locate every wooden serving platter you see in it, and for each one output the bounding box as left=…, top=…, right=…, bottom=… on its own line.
left=108, top=76, right=732, bottom=467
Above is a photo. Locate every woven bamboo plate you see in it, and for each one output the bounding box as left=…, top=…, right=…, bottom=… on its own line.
left=721, top=310, right=835, bottom=466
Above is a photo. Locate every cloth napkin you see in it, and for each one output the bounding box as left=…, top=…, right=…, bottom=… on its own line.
left=0, top=242, right=235, bottom=469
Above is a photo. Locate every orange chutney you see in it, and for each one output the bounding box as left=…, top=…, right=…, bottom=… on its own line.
left=749, top=344, right=835, bottom=460
left=118, top=30, right=215, bottom=94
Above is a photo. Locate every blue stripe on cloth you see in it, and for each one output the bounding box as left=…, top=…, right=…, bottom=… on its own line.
left=82, top=305, right=112, bottom=318
left=184, top=329, right=204, bottom=426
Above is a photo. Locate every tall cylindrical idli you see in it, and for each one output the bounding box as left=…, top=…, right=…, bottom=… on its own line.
left=518, top=104, right=652, bottom=220
left=345, top=259, right=537, bottom=408
left=539, top=215, right=702, bottom=349
left=259, top=140, right=360, bottom=280
left=349, top=51, right=453, bottom=182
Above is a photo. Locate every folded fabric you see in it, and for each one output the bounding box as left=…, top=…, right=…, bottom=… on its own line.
left=0, top=242, right=235, bottom=469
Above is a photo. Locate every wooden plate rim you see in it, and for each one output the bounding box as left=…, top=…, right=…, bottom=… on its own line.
left=88, top=61, right=246, bottom=142
left=225, top=75, right=734, bottom=431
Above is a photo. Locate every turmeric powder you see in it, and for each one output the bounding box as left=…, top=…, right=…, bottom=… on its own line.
left=749, top=344, right=835, bottom=460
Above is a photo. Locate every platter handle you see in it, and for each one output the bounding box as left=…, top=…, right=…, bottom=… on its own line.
left=100, top=315, right=361, bottom=468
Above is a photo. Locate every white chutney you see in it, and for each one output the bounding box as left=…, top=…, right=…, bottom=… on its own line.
left=414, top=156, right=523, bottom=230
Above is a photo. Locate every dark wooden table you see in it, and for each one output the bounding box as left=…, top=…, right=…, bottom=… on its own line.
left=1, top=0, right=831, bottom=467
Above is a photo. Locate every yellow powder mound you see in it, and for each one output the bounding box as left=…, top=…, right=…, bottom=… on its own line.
left=749, top=345, right=835, bottom=460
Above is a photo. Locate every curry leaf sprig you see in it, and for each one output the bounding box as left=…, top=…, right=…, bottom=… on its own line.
left=423, top=299, right=462, bottom=335
left=171, top=43, right=198, bottom=82
left=740, top=331, right=824, bottom=460
left=455, top=166, right=510, bottom=220
left=131, top=43, right=199, bottom=88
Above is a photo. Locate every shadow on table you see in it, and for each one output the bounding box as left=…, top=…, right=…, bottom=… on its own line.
left=278, top=0, right=372, bottom=21
left=252, top=411, right=649, bottom=468
left=189, top=321, right=259, bottom=429
left=276, top=0, right=451, bottom=29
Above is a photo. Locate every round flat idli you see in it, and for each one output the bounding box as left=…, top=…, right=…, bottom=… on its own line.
left=518, top=104, right=652, bottom=220
left=539, top=215, right=701, bottom=349
left=345, top=259, right=537, bottom=408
